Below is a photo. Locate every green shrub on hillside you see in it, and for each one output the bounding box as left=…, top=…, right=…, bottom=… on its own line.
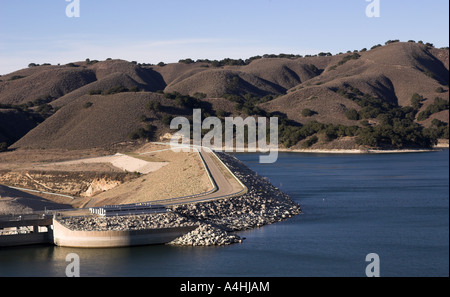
left=435, top=87, right=445, bottom=93
left=345, top=109, right=360, bottom=121
left=328, top=65, right=338, bottom=71
left=193, top=92, right=207, bottom=99
left=355, top=119, right=434, bottom=148
left=328, top=53, right=361, bottom=71
left=83, top=102, right=93, bottom=109
left=89, top=90, right=102, bottom=95
left=307, top=64, right=321, bottom=74
left=423, top=70, right=436, bottom=80
left=337, top=53, right=361, bottom=66
left=332, top=84, right=437, bottom=148
left=179, top=58, right=195, bottom=64
left=411, top=93, right=425, bottom=110
left=147, top=101, right=161, bottom=112
left=216, top=109, right=227, bottom=118
left=301, top=109, right=316, bottom=117
left=385, top=39, right=400, bottom=45
left=161, top=114, right=173, bottom=126
left=128, top=125, right=156, bottom=141
left=175, top=95, right=202, bottom=109
left=371, top=44, right=382, bottom=50
left=36, top=104, right=54, bottom=117
left=423, top=119, right=449, bottom=140
left=277, top=115, right=360, bottom=148
left=0, top=98, right=56, bottom=124
left=85, top=58, right=99, bottom=65
left=0, top=142, right=8, bottom=152
left=417, top=97, right=449, bottom=121
left=9, top=75, right=26, bottom=81
left=103, top=86, right=131, bottom=95
left=106, top=86, right=128, bottom=95
left=161, top=92, right=215, bottom=119
left=302, top=136, right=318, bottom=148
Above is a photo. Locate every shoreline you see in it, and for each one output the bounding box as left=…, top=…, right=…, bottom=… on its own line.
left=275, top=148, right=446, bottom=154
left=1, top=149, right=301, bottom=247
left=213, top=142, right=449, bottom=155
left=2, top=144, right=446, bottom=247
left=171, top=152, right=302, bottom=246
left=221, top=146, right=448, bottom=155
left=54, top=151, right=302, bottom=247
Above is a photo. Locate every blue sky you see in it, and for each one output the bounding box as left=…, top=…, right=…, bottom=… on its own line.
left=0, top=0, right=449, bottom=74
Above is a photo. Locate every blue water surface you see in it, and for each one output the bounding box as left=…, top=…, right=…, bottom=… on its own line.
left=0, top=150, right=448, bottom=277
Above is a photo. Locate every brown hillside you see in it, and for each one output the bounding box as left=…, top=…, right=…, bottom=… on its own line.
left=262, top=87, right=362, bottom=126
left=164, top=69, right=285, bottom=97
left=239, top=57, right=326, bottom=90
left=152, top=62, right=210, bottom=86
left=0, top=59, right=166, bottom=107
left=0, top=109, right=37, bottom=144
left=0, top=67, right=96, bottom=105
left=265, top=43, right=449, bottom=127
left=51, top=72, right=143, bottom=108
left=430, top=47, right=449, bottom=70
left=89, top=59, right=166, bottom=91
left=1, top=41, right=448, bottom=151
left=12, top=92, right=167, bottom=150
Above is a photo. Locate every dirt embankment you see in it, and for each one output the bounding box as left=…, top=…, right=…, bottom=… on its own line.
left=0, top=185, right=72, bottom=215
left=0, top=170, right=137, bottom=198
left=0, top=144, right=213, bottom=212
left=85, top=151, right=212, bottom=207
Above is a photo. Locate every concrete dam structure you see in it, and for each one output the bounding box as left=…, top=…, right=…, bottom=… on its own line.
left=52, top=219, right=196, bottom=248
left=0, top=215, right=53, bottom=247
left=0, top=216, right=196, bottom=248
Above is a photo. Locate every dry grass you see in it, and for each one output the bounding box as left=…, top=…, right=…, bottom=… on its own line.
left=0, top=42, right=448, bottom=153
left=0, top=66, right=96, bottom=105
left=83, top=150, right=212, bottom=207
left=0, top=144, right=212, bottom=211
left=11, top=92, right=164, bottom=150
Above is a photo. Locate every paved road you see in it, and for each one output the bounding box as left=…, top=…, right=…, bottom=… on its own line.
left=85, top=145, right=247, bottom=210
left=83, top=145, right=246, bottom=211
left=2, top=144, right=247, bottom=216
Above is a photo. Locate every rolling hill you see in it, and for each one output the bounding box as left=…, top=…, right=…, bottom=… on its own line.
left=0, top=41, right=448, bottom=151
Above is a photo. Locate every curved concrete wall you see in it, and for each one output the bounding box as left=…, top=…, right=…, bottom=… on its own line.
left=53, top=219, right=196, bottom=248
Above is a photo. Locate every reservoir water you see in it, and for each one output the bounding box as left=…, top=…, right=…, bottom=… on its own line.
left=0, top=150, right=448, bottom=277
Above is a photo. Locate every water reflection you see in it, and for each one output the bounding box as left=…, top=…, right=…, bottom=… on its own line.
left=0, top=150, right=448, bottom=277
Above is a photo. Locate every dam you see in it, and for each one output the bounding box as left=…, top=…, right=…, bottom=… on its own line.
left=0, top=214, right=53, bottom=247
left=52, top=219, right=196, bottom=248
left=0, top=214, right=197, bottom=248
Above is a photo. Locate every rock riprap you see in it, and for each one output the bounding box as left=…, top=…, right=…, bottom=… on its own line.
left=172, top=152, right=302, bottom=231
left=58, top=212, right=197, bottom=232
left=57, top=213, right=241, bottom=246
left=58, top=152, right=301, bottom=246
left=168, top=224, right=243, bottom=246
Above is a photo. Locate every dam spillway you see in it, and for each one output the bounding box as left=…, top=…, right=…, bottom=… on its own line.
left=0, top=214, right=197, bottom=248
